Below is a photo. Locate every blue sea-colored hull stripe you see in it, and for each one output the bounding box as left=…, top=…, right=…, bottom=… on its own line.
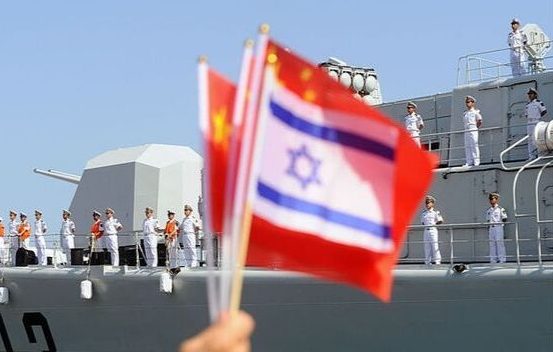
left=257, top=182, right=391, bottom=239
left=270, top=100, right=395, bottom=161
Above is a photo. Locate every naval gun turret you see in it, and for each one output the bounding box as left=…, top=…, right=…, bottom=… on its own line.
left=35, top=144, right=203, bottom=247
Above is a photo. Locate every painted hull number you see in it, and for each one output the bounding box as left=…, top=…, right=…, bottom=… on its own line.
left=0, top=312, right=56, bottom=352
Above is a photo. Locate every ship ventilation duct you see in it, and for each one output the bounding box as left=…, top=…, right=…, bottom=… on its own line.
left=534, top=121, right=553, bottom=153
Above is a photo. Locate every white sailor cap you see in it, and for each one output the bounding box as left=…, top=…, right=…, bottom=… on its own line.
left=167, top=209, right=175, bottom=215
left=184, top=204, right=193, bottom=211
left=92, top=210, right=101, bottom=217
left=9, top=210, right=17, bottom=216
left=34, top=209, right=42, bottom=215
left=105, top=208, right=114, bottom=214
left=465, top=95, right=476, bottom=103
left=489, top=192, right=500, bottom=199
left=20, top=212, right=27, bottom=218
left=62, top=209, right=71, bottom=216
left=145, top=207, right=154, bottom=212
left=511, top=18, right=520, bottom=24
left=425, top=195, right=436, bottom=203
left=527, top=87, right=538, bottom=95
left=406, top=101, right=417, bottom=109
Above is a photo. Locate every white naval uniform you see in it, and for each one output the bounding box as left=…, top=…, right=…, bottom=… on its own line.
left=34, top=219, right=48, bottom=266
left=179, top=216, right=201, bottom=268
left=103, top=217, right=122, bottom=266
left=404, top=112, right=424, bottom=147
left=421, top=208, right=443, bottom=265
left=508, top=30, right=528, bottom=76
left=8, top=219, right=20, bottom=266
left=60, top=219, right=75, bottom=265
left=142, top=217, right=160, bottom=267
left=486, top=205, right=508, bottom=263
left=463, top=108, right=482, bottom=166
left=525, top=98, right=547, bottom=158
left=0, top=225, right=5, bottom=265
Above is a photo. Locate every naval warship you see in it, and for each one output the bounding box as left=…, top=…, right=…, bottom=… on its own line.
left=0, top=26, right=552, bottom=352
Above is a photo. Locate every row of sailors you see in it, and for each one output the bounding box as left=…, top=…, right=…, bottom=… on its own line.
left=0, top=205, right=201, bottom=270
left=404, top=88, right=548, bottom=165
left=421, top=193, right=508, bottom=265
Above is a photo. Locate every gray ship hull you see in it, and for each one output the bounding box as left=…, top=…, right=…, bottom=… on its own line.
left=0, top=265, right=551, bottom=351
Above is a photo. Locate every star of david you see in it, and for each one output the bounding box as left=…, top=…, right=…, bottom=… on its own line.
left=286, top=144, right=322, bottom=189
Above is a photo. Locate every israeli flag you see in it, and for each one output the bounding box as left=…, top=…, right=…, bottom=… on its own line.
left=253, top=85, right=398, bottom=253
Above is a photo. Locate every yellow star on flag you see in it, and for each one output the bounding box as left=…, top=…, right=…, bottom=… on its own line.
left=211, top=107, right=232, bottom=149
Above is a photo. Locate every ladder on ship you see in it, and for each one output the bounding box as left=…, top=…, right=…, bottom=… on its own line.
left=500, top=127, right=553, bottom=265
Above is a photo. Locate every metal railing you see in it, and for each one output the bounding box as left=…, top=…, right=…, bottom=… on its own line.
left=457, top=40, right=553, bottom=85
left=419, top=123, right=531, bottom=167
left=401, top=220, right=553, bottom=266
left=0, top=231, right=220, bottom=269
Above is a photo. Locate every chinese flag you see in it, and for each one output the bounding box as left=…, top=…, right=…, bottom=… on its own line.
left=202, top=68, right=236, bottom=234
left=245, top=39, right=436, bottom=301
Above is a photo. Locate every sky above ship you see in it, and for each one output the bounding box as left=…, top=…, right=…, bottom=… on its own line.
left=0, top=0, right=552, bottom=233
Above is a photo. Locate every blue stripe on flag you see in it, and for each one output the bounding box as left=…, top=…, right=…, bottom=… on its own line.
left=257, top=182, right=391, bottom=239
left=270, top=100, right=395, bottom=161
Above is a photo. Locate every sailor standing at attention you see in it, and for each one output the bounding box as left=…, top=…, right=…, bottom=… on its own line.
left=164, top=210, right=180, bottom=274
left=404, top=101, right=424, bottom=147
left=60, top=209, right=76, bottom=265
left=525, top=88, right=547, bottom=160
left=507, top=18, right=528, bottom=77
left=179, top=205, right=202, bottom=269
left=462, top=95, right=482, bottom=167
left=7, top=210, right=20, bottom=265
left=103, top=208, right=122, bottom=266
left=143, top=207, right=161, bottom=267
left=421, top=195, right=443, bottom=265
left=486, top=193, right=508, bottom=263
left=17, top=213, right=31, bottom=251
left=34, top=210, right=48, bottom=266
left=0, top=218, right=5, bottom=264
left=90, top=210, right=104, bottom=251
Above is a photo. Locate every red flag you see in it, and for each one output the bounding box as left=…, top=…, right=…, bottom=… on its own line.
left=245, top=40, right=436, bottom=301
left=200, top=67, right=236, bottom=234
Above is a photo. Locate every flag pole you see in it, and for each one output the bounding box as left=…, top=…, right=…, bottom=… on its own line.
left=197, top=54, right=220, bottom=323
left=220, top=38, right=255, bottom=312
left=229, top=24, right=270, bottom=314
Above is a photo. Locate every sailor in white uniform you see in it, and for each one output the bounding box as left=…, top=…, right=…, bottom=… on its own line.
left=34, top=210, right=48, bottom=266
left=462, top=95, right=482, bottom=166
left=525, top=88, right=548, bottom=159
left=8, top=210, right=20, bottom=266
left=421, top=195, right=443, bottom=265
left=486, top=193, right=508, bottom=263
left=179, top=205, right=201, bottom=268
left=404, top=101, right=424, bottom=147
left=143, top=207, right=161, bottom=267
left=103, top=208, right=123, bottom=266
left=507, top=18, right=528, bottom=77
left=60, top=209, right=76, bottom=265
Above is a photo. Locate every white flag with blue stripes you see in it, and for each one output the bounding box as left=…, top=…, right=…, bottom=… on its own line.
left=252, top=85, right=398, bottom=253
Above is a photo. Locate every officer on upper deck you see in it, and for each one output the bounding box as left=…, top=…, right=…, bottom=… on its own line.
left=525, top=88, right=548, bottom=160
left=486, top=193, right=508, bottom=264
left=34, top=210, right=48, bottom=266
left=103, top=208, right=123, bottom=267
left=404, top=101, right=424, bottom=147
left=508, top=18, right=528, bottom=77
left=8, top=210, right=20, bottom=266
left=462, top=96, right=482, bottom=167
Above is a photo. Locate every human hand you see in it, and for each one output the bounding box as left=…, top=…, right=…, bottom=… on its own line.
left=179, top=311, right=255, bottom=352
